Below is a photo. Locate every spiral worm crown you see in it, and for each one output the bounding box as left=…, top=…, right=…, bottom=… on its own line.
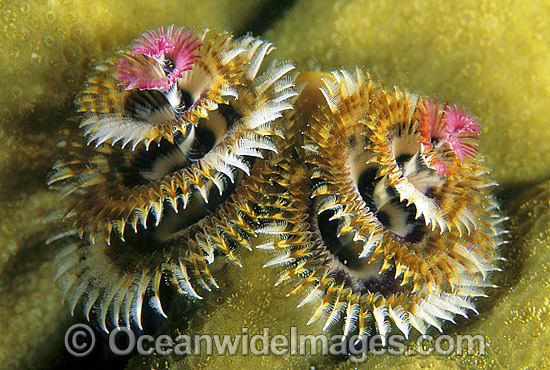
left=48, top=26, right=297, bottom=331
left=255, top=69, right=506, bottom=340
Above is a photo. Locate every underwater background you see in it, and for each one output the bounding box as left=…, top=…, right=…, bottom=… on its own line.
left=1, top=0, right=549, bottom=369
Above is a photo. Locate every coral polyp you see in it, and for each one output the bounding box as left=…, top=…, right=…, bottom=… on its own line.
left=256, top=69, right=506, bottom=341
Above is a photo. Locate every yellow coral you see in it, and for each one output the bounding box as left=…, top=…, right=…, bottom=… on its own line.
left=2, top=1, right=550, bottom=369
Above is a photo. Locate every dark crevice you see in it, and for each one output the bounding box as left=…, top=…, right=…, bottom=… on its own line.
left=235, top=0, right=298, bottom=36
left=395, top=153, right=413, bottom=168
left=357, top=166, right=379, bottom=212
left=187, top=125, right=217, bottom=161
left=316, top=208, right=404, bottom=296
left=177, top=88, right=195, bottom=113
left=121, top=133, right=189, bottom=187
left=358, top=266, right=402, bottom=296
left=317, top=210, right=344, bottom=257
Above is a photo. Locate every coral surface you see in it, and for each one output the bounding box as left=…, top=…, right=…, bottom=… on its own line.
left=1, top=1, right=549, bottom=370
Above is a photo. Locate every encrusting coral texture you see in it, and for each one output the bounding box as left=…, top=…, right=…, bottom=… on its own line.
left=45, top=21, right=508, bottom=367
left=4, top=1, right=549, bottom=369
